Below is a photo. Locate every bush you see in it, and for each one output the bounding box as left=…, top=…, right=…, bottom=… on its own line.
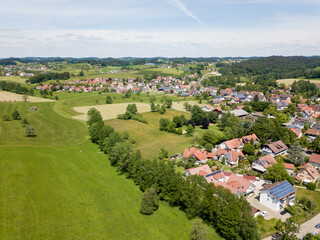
left=12, top=109, right=21, bottom=120
left=306, top=182, right=316, bottom=190
left=2, top=115, right=10, bottom=121
left=242, top=144, right=255, bottom=156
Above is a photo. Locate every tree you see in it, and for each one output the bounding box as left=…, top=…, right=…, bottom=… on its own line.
left=159, top=104, right=166, bottom=114
left=204, top=143, right=213, bottom=152
left=186, top=124, right=194, bottom=136
left=190, top=219, right=207, bottom=240
left=150, top=102, right=156, bottom=112
left=242, top=144, right=255, bottom=156
left=22, top=94, right=28, bottom=102
left=11, top=109, right=21, bottom=120
left=208, top=111, right=218, bottom=124
left=21, top=118, right=29, bottom=127
left=201, top=117, right=210, bottom=129
left=306, top=182, right=316, bottom=190
left=25, top=125, right=35, bottom=137
left=191, top=106, right=206, bottom=125
left=266, top=163, right=294, bottom=184
left=79, top=70, right=84, bottom=76
left=303, top=233, right=320, bottom=240
left=311, top=136, right=320, bottom=153
left=165, top=98, right=172, bottom=108
left=126, top=104, right=137, bottom=115
left=173, top=116, right=182, bottom=128
left=103, top=132, right=124, bottom=153
left=286, top=142, right=305, bottom=166
left=158, top=146, right=168, bottom=160
left=159, top=118, right=170, bottom=131
left=87, top=110, right=103, bottom=126
left=140, top=188, right=159, bottom=215
left=275, top=218, right=300, bottom=240
left=202, top=130, right=220, bottom=145
left=106, top=96, right=113, bottom=104
left=54, top=96, right=59, bottom=100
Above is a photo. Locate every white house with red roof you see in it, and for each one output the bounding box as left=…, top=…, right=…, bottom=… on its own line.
left=252, top=154, right=277, bottom=173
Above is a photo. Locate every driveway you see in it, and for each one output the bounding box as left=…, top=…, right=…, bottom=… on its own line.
left=246, top=179, right=291, bottom=221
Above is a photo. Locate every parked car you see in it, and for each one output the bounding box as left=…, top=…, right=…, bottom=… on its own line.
left=316, top=223, right=320, bottom=229
left=261, top=211, right=268, bottom=217
left=280, top=210, right=286, bottom=215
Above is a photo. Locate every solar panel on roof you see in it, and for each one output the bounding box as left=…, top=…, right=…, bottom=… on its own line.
left=205, top=170, right=222, bottom=178
left=269, top=181, right=295, bottom=200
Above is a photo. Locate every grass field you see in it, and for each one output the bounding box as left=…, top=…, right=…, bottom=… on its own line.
left=106, top=111, right=192, bottom=159
left=0, top=94, right=223, bottom=239
left=276, top=78, right=320, bottom=86
left=0, top=142, right=222, bottom=240
left=0, top=76, right=28, bottom=83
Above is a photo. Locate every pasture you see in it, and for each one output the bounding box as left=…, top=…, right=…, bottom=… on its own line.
left=106, top=111, right=192, bottom=159
left=73, top=102, right=151, bottom=121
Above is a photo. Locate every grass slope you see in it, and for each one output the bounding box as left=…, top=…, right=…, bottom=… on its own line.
left=0, top=142, right=222, bottom=240
left=0, top=99, right=222, bottom=240
left=0, top=102, right=87, bottom=146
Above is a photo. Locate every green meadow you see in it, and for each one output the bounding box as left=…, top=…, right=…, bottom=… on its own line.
left=0, top=95, right=223, bottom=239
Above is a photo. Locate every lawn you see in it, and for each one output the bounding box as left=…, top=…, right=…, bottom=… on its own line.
left=0, top=142, right=222, bottom=240
left=106, top=110, right=192, bottom=159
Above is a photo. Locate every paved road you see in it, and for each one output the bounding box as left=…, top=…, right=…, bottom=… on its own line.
left=262, top=213, right=320, bottom=240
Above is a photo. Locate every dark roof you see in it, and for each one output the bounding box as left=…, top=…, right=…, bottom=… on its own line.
left=261, top=181, right=295, bottom=200
left=267, top=140, right=288, bottom=154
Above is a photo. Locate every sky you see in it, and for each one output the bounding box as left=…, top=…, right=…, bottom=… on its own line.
left=0, top=0, right=320, bottom=58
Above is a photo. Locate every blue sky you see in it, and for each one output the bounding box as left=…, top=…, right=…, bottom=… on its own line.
left=0, top=0, right=319, bottom=57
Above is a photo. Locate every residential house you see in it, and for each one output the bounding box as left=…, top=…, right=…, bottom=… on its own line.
left=204, top=170, right=226, bottom=184
left=261, top=140, right=288, bottom=156
left=275, top=101, right=289, bottom=111
left=219, top=149, right=245, bottom=166
left=252, top=154, right=277, bottom=173
left=183, top=147, right=196, bottom=160
left=212, top=99, right=223, bottom=105
left=283, top=163, right=295, bottom=176
left=219, top=138, right=243, bottom=150
left=229, top=109, right=249, bottom=119
left=288, top=128, right=302, bottom=139
left=225, top=173, right=256, bottom=196
left=202, top=104, right=213, bottom=113
left=242, top=134, right=259, bottom=144
left=295, top=163, right=319, bottom=183
left=184, top=164, right=212, bottom=177
left=305, top=129, right=320, bottom=140
left=309, top=153, right=320, bottom=169
left=259, top=181, right=296, bottom=211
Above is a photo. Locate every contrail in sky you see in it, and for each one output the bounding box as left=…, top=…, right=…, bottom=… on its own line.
left=166, top=0, right=203, bottom=24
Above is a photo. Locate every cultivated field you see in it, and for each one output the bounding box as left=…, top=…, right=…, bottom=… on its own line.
left=277, top=78, right=320, bottom=86
left=73, top=102, right=151, bottom=121
left=0, top=91, right=53, bottom=102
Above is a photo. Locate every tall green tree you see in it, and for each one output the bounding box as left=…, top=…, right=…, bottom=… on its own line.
left=286, top=142, right=305, bottom=166
left=140, top=188, right=159, bottom=215
left=106, top=95, right=113, bottom=104
left=12, top=109, right=21, bottom=120
left=275, top=218, right=300, bottom=240
left=266, top=163, right=294, bottom=184
left=158, top=146, right=168, bottom=160
left=311, top=136, right=320, bottom=153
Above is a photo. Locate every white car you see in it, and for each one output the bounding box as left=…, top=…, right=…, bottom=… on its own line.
left=261, top=211, right=268, bottom=217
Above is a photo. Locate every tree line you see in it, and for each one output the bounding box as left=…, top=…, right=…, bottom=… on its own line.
left=87, top=108, right=259, bottom=240
left=0, top=81, right=34, bottom=95
left=27, top=72, right=70, bottom=84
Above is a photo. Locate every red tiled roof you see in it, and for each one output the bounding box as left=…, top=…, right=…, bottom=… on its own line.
left=306, top=129, right=320, bottom=136
left=223, top=138, right=242, bottom=150
left=283, top=163, right=294, bottom=170
left=215, top=148, right=228, bottom=156
left=186, top=164, right=212, bottom=176
left=242, top=134, right=259, bottom=143
left=183, top=147, right=196, bottom=159
left=193, top=150, right=208, bottom=161
left=243, top=175, right=257, bottom=181
left=310, top=153, right=320, bottom=164
left=258, top=154, right=277, bottom=169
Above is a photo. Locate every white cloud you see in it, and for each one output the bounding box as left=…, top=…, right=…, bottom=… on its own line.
left=166, top=0, right=202, bottom=23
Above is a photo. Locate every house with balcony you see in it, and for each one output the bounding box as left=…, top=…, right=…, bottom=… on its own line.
left=259, top=181, right=296, bottom=211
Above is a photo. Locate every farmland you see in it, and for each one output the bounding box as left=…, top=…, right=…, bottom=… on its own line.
left=0, top=94, right=223, bottom=240
left=276, top=78, right=320, bottom=86
left=0, top=91, right=53, bottom=103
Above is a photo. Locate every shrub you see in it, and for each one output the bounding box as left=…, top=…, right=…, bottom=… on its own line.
left=306, top=182, right=316, bottom=190
left=2, top=115, right=10, bottom=121
left=140, top=188, right=159, bottom=215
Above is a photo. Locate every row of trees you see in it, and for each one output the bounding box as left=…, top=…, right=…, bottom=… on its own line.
left=27, top=72, right=70, bottom=84
left=117, top=104, right=148, bottom=124
left=3, top=109, right=35, bottom=137
left=0, top=81, right=34, bottom=95
left=86, top=108, right=259, bottom=240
